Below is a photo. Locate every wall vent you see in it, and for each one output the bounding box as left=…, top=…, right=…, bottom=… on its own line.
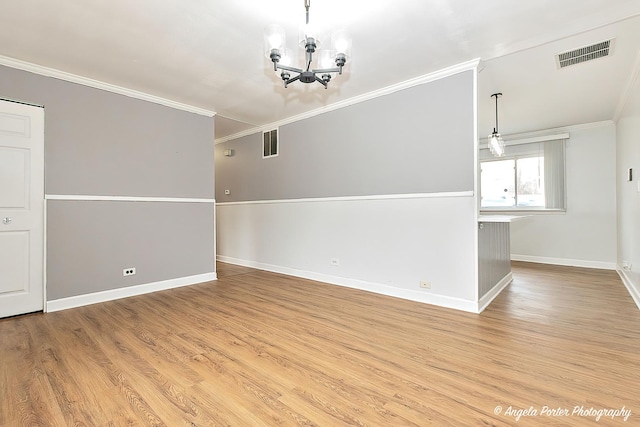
left=262, top=128, right=278, bottom=158
left=555, top=39, right=614, bottom=69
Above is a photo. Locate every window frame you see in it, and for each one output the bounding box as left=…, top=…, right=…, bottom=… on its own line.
left=480, top=154, right=545, bottom=211
left=479, top=137, right=567, bottom=214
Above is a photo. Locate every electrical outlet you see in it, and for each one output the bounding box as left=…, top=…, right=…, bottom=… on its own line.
left=420, top=281, right=431, bottom=289
left=330, top=258, right=340, bottom=266
left=123, top=267, right=136, bottom=276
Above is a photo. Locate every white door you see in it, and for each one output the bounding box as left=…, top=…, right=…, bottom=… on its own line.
left=0, top=100, right=44, bottom=318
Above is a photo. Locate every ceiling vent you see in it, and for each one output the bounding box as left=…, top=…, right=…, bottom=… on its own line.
left=555, top=39, right=615, bottom=69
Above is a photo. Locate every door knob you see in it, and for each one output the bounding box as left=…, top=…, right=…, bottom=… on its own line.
left=2, top=217, right=12, bottom=225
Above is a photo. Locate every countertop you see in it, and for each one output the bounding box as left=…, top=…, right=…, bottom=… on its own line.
left=477, top=215, right=528, bottom=223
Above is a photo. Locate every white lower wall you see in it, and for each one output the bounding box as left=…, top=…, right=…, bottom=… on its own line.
left=216, top=193, right=480, bottom=312
left=616, top=70, right=640, bottom=309
left=510, top=122, right=617, bottom=269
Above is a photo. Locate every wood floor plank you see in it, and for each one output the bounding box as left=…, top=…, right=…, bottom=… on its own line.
left=2, top=261, right=639, bottom=426
left=0, top=316, right=66, bottom=426
left=34, top=311, right=146, bottom=426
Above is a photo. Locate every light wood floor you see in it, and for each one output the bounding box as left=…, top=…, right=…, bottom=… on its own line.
left=1, top=262, right=639, bottom=426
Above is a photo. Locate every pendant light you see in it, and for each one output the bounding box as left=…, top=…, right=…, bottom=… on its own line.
left=488, top=93, right=505, bottom=157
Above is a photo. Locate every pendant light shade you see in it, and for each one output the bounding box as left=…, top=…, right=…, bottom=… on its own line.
left=488, top=93, right=505, bottom=157
left=264, top=24, right=286, bottom=57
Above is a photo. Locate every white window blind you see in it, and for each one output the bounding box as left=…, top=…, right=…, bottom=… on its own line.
left=543, top=140, right=565, bottom=209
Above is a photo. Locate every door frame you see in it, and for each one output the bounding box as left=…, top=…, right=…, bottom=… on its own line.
left=0, top=97, right=46, bottom=315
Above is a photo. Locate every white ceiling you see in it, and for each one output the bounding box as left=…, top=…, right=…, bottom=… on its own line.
left=2, top=1, right=640, bottom=140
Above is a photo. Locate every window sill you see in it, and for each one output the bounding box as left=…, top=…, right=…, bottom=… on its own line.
left=480, top=208, right=566, bottom=215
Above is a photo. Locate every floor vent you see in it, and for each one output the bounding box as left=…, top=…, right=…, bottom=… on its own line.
left=556, top=39, right=614, bottom=69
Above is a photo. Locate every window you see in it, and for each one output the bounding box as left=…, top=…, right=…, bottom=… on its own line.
left=480, top=138, right=566, bottom=211
left=263, top=129, right=278, bottom=158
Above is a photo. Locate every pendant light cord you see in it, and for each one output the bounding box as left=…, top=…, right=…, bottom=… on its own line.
left=305, top=0, right=312, bottom=71
left=491, top=92, right=502, bottom=133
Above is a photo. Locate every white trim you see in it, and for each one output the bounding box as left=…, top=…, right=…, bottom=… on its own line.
left=43, top=199, right=48, bottom=312
left=46, top=272, right=217, bottom=312
left=481, top=209, right=566, bottom=215
left=215, top=58, right=481, bottom=144
left=617, top=268, right=640, bottom=311
left=472, top=61, right=480, bottom=302
left=217, top=191, right=474, bottom=206
left=479, top=14, right=640, bottom=65
left=0, top=97, right=44, bottom=108
left=477, top=272, right=513, bottom=313
left=559, top=120, right=615, bottom=132
left=217, top=256, right=480, bottom=313
left=0, top=55, right=215, bottom=118
left=45, top=194, right=215, bottom=203
left=613, top=49, right=640, bottom=122
left=511, top=254, right=616, bottom=270
left=213, top=200, right=217, bottom=272
left=480, top=133, right=570, bottom=146
left=493, top=121, right=612, bottom=144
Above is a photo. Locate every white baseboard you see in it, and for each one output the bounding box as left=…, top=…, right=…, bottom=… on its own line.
left=617, top=268, right=640, bottom=311
left=510, top=254, right=616, bottom=270
left=46, top=272, right=217, bottom=312
left=477, top=272, right=513, bottom=313
left=217, top=255, right=480, bottom=313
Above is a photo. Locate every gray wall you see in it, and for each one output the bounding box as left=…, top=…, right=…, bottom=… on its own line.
left=0, top=64, right=215, bottom=300
left=0, top=65, right=213, bottom=197
left=216, top=70, right=474, bottom=201
left=47, top=201, right=214, bottom=300
left=478, top=222, right=511, bottom=298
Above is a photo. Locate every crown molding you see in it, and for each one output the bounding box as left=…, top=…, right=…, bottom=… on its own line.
left=0, top=55, right=216, bottom=117
left=481, top=120, right=614, bottom=144
left=613, top=49, right=640, bottom=122
left=215, top=58, right=481, bottom=144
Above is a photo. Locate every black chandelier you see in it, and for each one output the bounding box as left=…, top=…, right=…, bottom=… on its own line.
left=264, top=0, right=352, bottom=89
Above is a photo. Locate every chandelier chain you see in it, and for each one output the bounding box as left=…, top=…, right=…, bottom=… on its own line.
left=305, top=0, right=310, bottom=25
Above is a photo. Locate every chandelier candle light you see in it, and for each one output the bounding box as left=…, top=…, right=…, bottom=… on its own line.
left=264, top=0, right=352, bottom=88
left=488, top=92, right=505, bottom=157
